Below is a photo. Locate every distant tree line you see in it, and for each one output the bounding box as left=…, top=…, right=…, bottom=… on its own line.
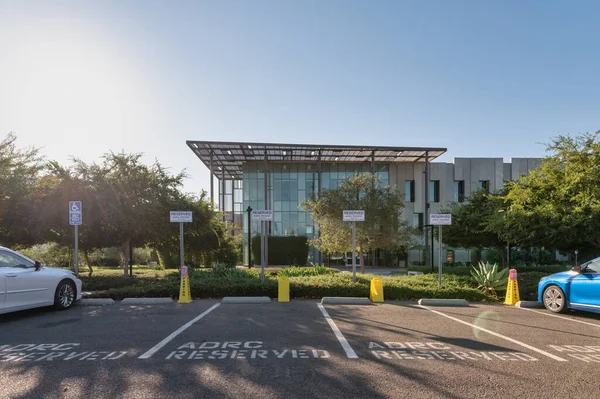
left=443, top=131, right=600, bottom=266
left=0, top=133, right=239, bottom=276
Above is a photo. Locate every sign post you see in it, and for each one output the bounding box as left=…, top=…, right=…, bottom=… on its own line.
left=252, top=210, right=273, bottom=283
left=69, top=201, right=82, bottom=277
left=430, top=214, right=452, bottom=287
left=170, top=211, right=193, bottom=269
left=343, top=210, right=365, bottom=282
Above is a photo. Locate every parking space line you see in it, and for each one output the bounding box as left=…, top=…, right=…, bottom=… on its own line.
left=517, top=307, right=600, bottom=328
left=317, top=303, right=358, bottom=359
left=138, top=304, right=220, bottom=359
left=418, top=305, right=568, bottom=362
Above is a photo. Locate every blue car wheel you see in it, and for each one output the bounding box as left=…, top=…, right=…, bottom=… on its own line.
left=543, top=285, right=567, bottom=313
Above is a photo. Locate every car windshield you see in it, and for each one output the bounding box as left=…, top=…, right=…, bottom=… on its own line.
left=0, top=250, right=35, bottom=268
left=584, top=262, right=600, bottom=273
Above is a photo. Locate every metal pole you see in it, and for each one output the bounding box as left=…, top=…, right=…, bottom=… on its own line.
left=264, top=151, right=269, bottom=270
left=247, top=206, right=253, bottom=267
left=209, top=152, right=214, bottom=206
left=439, top=225, right=443, bottom=287
left=352, top=221, right=357, bottom=282
left=424, top=151, right=430, bottom=268
left=180, top=222, right=184, bottom=269
left=507, top=241, right=510, bottom=267
left=371, top=150, right=376, bottom=268
left=221, top=169, right=226, bottom=221
left=129, top=240, right=133, bottom=278
left=74, top=225, right=79, bottom=277
left=261, top=221, right=265, bottom=283
left=317, top=151, right=322, bottom=265
left=430, top=226, right=434, bottom=273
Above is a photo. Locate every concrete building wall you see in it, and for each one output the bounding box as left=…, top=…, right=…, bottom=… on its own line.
left=395, top=157, right=542, bottom=266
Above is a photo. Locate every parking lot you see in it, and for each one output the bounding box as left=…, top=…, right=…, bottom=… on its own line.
left=1, top=300, right=600, bottom=399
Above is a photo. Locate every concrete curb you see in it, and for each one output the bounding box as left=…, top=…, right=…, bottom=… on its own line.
left=321, top=297, right=373, bottom=305
left=418, top=299, right=469, bottom=307
left=222, top=297, right=272, bottom=304
left=121, top=298, right=174, bottom=305
left=515, top=301, right=545, bottom=309
left=76, top=298, right=115, bottom=306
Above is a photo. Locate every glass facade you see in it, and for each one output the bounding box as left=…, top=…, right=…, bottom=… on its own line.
left=241, top=162, right=389, bottom=265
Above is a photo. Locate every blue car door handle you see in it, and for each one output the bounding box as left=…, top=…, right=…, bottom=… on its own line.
left=5, top=273, right=18, bottom=278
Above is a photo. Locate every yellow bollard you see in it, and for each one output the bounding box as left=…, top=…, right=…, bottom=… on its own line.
left=278, top=277, right=290, bottom=302
left=370, top=277, right=384, bottom=303
left=178, top=266, right=192, bottom=304
left=504, top=269, right=520, bottom=305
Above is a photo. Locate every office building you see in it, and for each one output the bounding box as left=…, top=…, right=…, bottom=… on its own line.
left=187, top=141, right=541, bottom=266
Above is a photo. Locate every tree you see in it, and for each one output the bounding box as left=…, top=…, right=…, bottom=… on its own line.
left=302, top=174, right=415, bottom=273
left=500, top=132, right=600, bottom=260
left=31, top=160, right=119, bottom=275
left=441, top=189, right=510, bottom=267
left=154, top=191, right=241, bottom=268
left=0, top=133, right=45, bottom=247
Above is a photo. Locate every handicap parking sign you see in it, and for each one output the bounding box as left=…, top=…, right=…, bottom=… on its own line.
left=69, top=201, right=82, bottom=225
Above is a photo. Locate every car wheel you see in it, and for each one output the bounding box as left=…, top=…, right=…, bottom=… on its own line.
left=54, top=280, right=76, bottom=310
left=543, top=285, right=568, bottom=313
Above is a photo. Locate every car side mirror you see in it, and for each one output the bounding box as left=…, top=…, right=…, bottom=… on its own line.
left=34, top=261, right=42, bottom=271
left=571, top=265, right=582, bottom=273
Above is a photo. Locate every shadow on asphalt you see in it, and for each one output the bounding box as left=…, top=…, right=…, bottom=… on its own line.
left=3, top=300, right=599, bottom=398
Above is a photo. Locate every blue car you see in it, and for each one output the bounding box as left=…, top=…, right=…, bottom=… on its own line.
left=538, top=257, right=600, bottom=313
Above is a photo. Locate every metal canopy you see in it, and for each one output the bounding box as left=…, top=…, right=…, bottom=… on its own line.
left=187, top=140, right=447, bottom=180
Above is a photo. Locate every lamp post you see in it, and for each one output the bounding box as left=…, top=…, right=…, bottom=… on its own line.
left=247, top=206, right=253, bottom=267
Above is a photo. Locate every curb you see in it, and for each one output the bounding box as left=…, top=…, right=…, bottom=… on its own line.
left=222, top=297, right=272, bottom=304
left=321, top=297, right=373, bottom=305
left=418, top=299, right=469, bottom=307
left=121, top=298, right=174, bottom=305
left=515, top=301, right=544, bottom=309
left=76, top=298, right=115, bottom=306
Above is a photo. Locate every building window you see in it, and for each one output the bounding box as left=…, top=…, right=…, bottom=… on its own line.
left=478, top=180, right=490, bottom=192
left=454, top=180, right=465, bottom=203
left=429, top=180, right=440, bottom=203
left=413, top=213, right=423, bottom=231
left=405, top=180, right=415, bottom=203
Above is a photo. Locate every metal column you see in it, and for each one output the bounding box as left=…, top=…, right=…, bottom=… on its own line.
left=317, top=150, right=322, bottom=265
left=222, top=169, right=226, bottom=221
left=371, top=150, right=376, bottom=268
left=424, top=151, right=430, bottom=267
left=209, top=152, right=214, bottom=206
left=264, top=151, right=269, bottom=269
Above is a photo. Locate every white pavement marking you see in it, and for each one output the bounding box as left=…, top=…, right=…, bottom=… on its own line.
left=138, top=304, right=220, bottom=359
left=419, top=305, right=568, bottom=362
left=317, top=303, right=358, bottom=359
left=517, top=307, right=600, bottom=328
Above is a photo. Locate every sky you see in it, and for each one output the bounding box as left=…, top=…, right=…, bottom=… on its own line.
left=1, top=0, right=599, bottom=196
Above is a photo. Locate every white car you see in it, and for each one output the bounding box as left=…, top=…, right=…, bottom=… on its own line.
left=0, top=246, right=82, bottom=315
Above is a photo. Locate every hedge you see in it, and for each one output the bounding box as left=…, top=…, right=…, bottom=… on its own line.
left=251, top=235, right=309, bottom=266
left=88, top=271, right=492, bottom=302
left=408, top=264, right=569, bottom=276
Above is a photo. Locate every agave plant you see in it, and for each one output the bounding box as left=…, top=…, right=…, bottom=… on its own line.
left=471, top=261, right=509, bottom=297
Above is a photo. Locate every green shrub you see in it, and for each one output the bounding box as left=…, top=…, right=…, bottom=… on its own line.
left=88, top=271, right=491, bottom=302
left=277, top=265, right=337, bottom=277
left=251, top=235, right=309, bottom=266
left=471, top=261, right=509, bottom=297
left=511, top=265, right=569, bottom=274
left=211, top=263, right=234, bottom=276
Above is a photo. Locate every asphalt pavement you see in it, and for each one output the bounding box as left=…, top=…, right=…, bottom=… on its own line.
left=1, top=300, right=600, bottom=399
